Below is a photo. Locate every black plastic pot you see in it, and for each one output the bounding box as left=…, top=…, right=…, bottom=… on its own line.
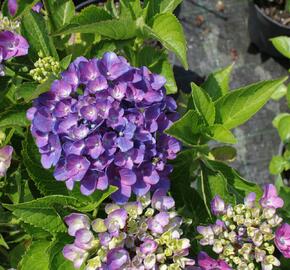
left=248, top=2, right=290, bottom=58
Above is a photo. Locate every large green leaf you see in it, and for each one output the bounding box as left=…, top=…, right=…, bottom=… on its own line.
left=4, top=204, right=67, bottom=234
left=271, top=36, right=290, bottom=59
left=144, top=13, right=188, bottom=69
left=53, top=6, right=136, bottom=40
left=49, top=236, right=82, bottom=270
left=15, top=75, right=56, bottom=103
left=170, top=150, right=210, bottom=223
left=202, top=64, right=233, bottom=101
left=205, top=124, right=237, bottom=144
left=21, top=11, right=58, bottom=60
left=0, top=105, right=29, bottom=129
left=20, top=240, right=51, bottom=270
left=207, top=159, right=262, bottom=202
left=22, top=132, right=69, bottom=196
left=198, top=160, right=236, bottom=218
left=69, top=184, right=118, bottom=212
left=214, top=77, right=287, bottom=129
left=55, top=18, right=137, bottom=39
left=165, top=110, right=203, bottom=146
left=191, top=82, right=215, bottom=125
left=43, top=0, right=75, bottom=32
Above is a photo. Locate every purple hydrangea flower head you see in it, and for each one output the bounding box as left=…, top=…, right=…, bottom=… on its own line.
left=0, top=145, right=13, bottom=177
left=259, top=184, right=284, bottom=209
left=0, top=31, right=29, bottom=60
left=197, top=252, right=232, bottom=270
left=28, top=52, right=180, bottom=203
left=197, top=189, right=286, bottom=269
left=62, top=189, right=195, bottom=269
left=275, top=223, right=290, bottom=258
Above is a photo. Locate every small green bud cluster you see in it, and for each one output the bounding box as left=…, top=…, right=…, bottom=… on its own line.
left=30, top=52, right=60, bottom=83
left=0, top=13, right=20, bottom=32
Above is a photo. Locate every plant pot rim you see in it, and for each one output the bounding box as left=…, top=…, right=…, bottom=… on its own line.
left=252, top=2, right=290, bottom=30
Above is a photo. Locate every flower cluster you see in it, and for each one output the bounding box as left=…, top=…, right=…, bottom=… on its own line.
left=0, top=13, right=20, bottom=32
left=63, top=189, right=195, bottom=269
left=27, top=52, right=180, bottom=203
left=30, top=52, right=60, bottom=83
left=197, top=184, right=290, bottom=270
left=0, top=145, right=13, bottom=177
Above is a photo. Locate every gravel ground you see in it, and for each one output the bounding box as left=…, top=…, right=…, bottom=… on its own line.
left=173, top=0, right=290, bottom=183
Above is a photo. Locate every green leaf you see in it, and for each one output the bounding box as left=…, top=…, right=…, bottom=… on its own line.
left=43, top=0, right=75, bottom=32
left=3, top=195, right=80, bottom=234
left=269, top=156, right=287, bottom=175
left=206, top=124, right=237, bottom=144
left=69, top=184, right=118, bottom=212
left=14, top=0, right=39, bottom=17
left=49, top=236, right=81, bottom=270
left=165, top=110, right=203, bottom=146
left=277, top=115, right=290, bottom=143
left=210, top=146, right=237, bottom=162
left=22, top=75, right=56, bottom=103
left=271, top=84, right=287, bottom=100
left=21, top=11, right=58, bottom=60
left=198, top=161, right=236, bottom=214
left=170, top=150, right=210, bottom=223
left=60, top=55, right=72, bottom=70
left=137, top=46, right=177, bottom=94
left=22, top=132, right=69, bottom=196
left=144, top=13, right=188, bottom=69
left=271, top=36, right=290, bottom=59
left=0, top=105, right=29, bottom=129
left=215, top=77, right=287, bottom=129
left=53, top=6, right=136, bottom=40
left=15, top=82, right=38, bottom=102
left=272, top=113, right=290, bottom=128
left=145, top=0, right=182, bottom=19
left=191, top=82, right=215, bottom=125
left=206, top=160, right=262, bottom=202
left=20, top=240, right=50, bottom=270
left=55, top=18, right=137, bottom=39
left=0, top=234, right=9, bottom=249
left=202, top=64, right=233, bottom=101
left=120, top=0, right=143, bottom=20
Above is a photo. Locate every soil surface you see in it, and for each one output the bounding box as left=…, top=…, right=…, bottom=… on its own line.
left=174, top=0, right=290, bottom=184
left=256, top=0, right=290, bottom=26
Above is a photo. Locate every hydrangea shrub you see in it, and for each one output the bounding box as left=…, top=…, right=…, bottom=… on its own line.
left=0, top=1, right=289, bottom=270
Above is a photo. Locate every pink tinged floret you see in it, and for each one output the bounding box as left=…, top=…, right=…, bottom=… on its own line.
left=259, top=184, right=284, bottom=209
left=244, top=192, right=256, bottom=208
left=0, top=145, right=13, bottom=177
left=62, top=244, right=88, bottom=269
left=197, top=252, right=232, bottom=270
left=275, top=223, right=290, bottom=258
left=64, top=213, right=90, bottom=237
left=210, top=195, right=226, bottom=216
